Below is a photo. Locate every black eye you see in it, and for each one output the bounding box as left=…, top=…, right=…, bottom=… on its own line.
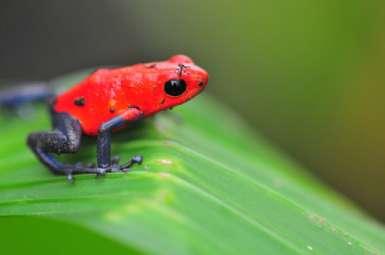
left=164, top=79, right=186, bottom=96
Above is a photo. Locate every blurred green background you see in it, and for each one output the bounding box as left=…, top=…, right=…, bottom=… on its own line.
left=1, top=0, right=384, bottom=222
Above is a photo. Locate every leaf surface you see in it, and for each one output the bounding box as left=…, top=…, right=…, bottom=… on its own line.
left=0, top=71, right=384, bottom=255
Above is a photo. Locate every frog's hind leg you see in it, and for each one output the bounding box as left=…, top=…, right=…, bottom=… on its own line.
left=27, top=111, right=101, bottom=181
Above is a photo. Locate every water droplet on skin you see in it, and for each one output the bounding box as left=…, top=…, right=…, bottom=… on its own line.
left=347, top=241, right=352, bottom=246
left=307, top=246, right=313, bottom=251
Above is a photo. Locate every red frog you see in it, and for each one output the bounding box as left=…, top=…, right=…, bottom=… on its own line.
left=20, top=55, right=208, bottom=181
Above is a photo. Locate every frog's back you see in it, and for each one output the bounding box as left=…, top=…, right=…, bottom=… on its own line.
left=53, top=68, right=138, bottom=135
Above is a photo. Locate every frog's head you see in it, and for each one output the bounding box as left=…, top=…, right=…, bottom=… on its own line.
left=141, top=54, right=209, bottom=115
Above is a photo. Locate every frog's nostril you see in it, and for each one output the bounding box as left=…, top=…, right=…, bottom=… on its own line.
left=199, top=77, right=208, bottom=87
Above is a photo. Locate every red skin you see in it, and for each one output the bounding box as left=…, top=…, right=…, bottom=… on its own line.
left=54, top=55, right=208, bottom=136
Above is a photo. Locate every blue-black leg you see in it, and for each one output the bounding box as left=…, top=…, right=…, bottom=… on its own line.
left=27, top=110, right=142, bottom=181
left=27, top=111, right=103, bottom=181
left=0, top=82, right=54, bottom=118
left=97, top=115, right=143, bottom=174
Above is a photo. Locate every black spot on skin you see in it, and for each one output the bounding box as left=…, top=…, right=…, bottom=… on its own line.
left=198, top=81, right=205, bottom=87
left=74, top=96, right=85, bottom=106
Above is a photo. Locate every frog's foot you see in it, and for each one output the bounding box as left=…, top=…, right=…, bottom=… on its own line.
left=110, top=155, right=143, bottom=172
left=62, top=156, right=143, bottom=182
left=63, top=163, right=106, bottom=182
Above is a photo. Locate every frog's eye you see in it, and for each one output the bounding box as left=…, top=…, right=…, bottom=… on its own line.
left=164, top=79, right=186, bottom=96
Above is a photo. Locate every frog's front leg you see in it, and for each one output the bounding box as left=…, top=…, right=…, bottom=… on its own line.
left=96, top=107, right=144, bottom=174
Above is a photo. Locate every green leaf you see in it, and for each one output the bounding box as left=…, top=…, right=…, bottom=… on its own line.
left=0, top=71, right=384, bottom=255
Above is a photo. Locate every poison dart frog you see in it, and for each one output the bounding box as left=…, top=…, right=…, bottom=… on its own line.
left=1, top=55, right=208, bottom=181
